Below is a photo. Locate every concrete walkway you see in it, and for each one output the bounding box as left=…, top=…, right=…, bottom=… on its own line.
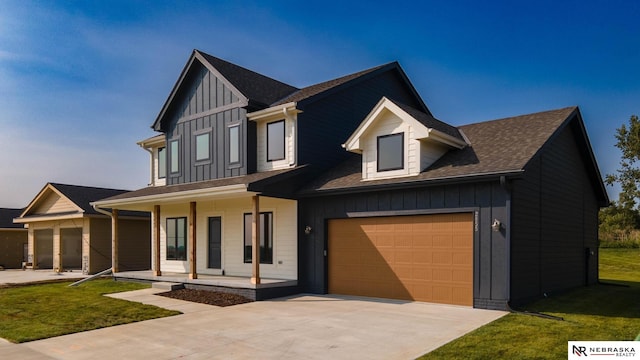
left=0, top=286, right=507, bottom=360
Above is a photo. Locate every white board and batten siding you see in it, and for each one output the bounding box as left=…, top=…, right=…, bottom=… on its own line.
left=158, top=197, right=298, bottom=280
left=361, top=111, right=418, bottom=180
left=31, top=191, right=79, bottom=215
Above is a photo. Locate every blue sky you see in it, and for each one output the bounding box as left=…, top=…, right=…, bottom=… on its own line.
left=1, top=0, right=639, bottom=208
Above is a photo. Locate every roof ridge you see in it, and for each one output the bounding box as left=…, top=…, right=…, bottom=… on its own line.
left=48, top=182, right=130, bottom=192
left=459, top=106, right=578, bottom=128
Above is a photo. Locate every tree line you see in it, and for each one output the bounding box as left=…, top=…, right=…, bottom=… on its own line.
left=600, top=115, right=640, bottom=247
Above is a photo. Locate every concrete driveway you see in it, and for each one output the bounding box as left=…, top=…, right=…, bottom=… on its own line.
left=0, top=269, right=87, bottom=286
left=0, top=282, right=506, bottom=360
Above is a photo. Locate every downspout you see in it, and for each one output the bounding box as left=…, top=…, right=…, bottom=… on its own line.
left=140, top=145, right=154, bottom=186
left=500, top=175, right=512, bottom=308
left=92, top=204, right=112, bottom=217
left=284, top=107, right=296, bottom=166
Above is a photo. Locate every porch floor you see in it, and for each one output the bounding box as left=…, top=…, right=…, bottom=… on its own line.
left=113, top=270, right=297, bottom=289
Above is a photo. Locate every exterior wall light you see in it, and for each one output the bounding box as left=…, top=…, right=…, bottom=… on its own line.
left=491, top=219, right=502, bottom=232
left=304, top=225, right=312, bottom=235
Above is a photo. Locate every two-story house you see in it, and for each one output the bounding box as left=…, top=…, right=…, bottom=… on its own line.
left=94, top=50, right=608, bottom=309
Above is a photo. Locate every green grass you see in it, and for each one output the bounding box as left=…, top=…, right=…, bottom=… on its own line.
left=419, top=248, right=640, bottom=359
left=0, top=279, right=180, bottom=343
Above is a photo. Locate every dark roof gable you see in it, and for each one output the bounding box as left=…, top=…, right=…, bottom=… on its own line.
left=272, top=62, right=431, bottom=115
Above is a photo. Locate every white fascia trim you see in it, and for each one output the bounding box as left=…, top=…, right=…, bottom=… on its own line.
left=343, top=97, right=389, bottom=152
left=137, top=134, right=166, bottom=148
left=247, top=102, right=300, bottom=122
left=343, top=96, right=467, bottom=151
left=420, top=129, right=468, bottom=149
left=91, top=183, right=252, bottom=209
left=13, top=213, right=85, bottom=224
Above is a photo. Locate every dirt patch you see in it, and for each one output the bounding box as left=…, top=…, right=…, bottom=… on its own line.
left=158, top=288, right=254, bottom=307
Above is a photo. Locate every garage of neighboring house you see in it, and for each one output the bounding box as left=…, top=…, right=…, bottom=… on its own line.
left=328, top=213, right=473, bottom=306
left=0, top=208, right=28, bottom=269
left=14, top=183, right=151, bottom=274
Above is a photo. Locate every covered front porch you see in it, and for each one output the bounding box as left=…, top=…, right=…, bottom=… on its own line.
left=91, top=170, right=305, bottom=299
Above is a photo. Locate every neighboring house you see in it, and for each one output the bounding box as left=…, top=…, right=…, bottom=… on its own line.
left=14, top=183, right=151, bottom=274
left=0, top=208, right=28, bottom=269
left=94, top=49, right=608, bottom=309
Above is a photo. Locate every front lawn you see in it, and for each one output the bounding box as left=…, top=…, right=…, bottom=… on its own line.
left=0, top=279, right=180, bottom=343
left=420, top=248, right=640, bottom=359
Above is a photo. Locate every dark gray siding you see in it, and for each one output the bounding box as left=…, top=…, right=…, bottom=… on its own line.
left=165, top=63, right=252, bottom=184
left=510, top=121, right=600, bottom=303
left=299, top=181, right=510, bottom=310
left=297, top=70, right=425, bottom=171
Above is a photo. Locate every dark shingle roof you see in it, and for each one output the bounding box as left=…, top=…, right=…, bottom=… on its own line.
left=0, top=208, right=25, bottom=229
left=272, top=63, right=391, bottom=105
left=301, top=107, right=578, bottom=193
left=389, top=99, right=465, bottom=141
left=48, top=183, right=143, bottom=216
left=198, top=51, right=299, bottom=107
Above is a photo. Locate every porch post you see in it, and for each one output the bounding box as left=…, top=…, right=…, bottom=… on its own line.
left=189, top=201, right=197, bottom=280
left=251, top=195, right=261, bottom=285
left=153, top=205, right=162, bottom=276
left=54, top=224, right=61, bottom=273
left=28, top=228, right=35, bottom=269
left=112, top=209, right=119, bottom=273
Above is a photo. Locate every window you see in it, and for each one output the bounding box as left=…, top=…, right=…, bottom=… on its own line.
left=243, top=212, right=273, bottom=264
left=170, top=139, right=179, bottom=174
left=195, top=132, right=210, bottom=161
left=267, top=120, right=285, bottom=161
left=229, top=125, right=240, bottom=164
left=166, top=217, right=186, bottom=261
left=158, top=147, right=166, bottom=179
left=377, top=133, right=404, bottom=171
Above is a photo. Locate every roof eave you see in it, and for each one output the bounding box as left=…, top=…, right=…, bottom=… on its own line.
left=298, top=170, right=525, bottom=197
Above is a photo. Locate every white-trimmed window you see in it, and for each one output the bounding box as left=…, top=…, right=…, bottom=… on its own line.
left=377, top=133, right=404, bottom=171
left=267, top=120, right=285, bottom=162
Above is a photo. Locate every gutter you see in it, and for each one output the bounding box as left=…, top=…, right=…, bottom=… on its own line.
left=298, top=170, right=525, bottom=198
left=91, top=183, right=252, bottom=209
left=92, top=204, right=113, bottom=217
left=500, top=175, right=512, bottom=306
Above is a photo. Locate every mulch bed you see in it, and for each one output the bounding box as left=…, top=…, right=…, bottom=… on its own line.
left=157, top=288, right=254, bottom=307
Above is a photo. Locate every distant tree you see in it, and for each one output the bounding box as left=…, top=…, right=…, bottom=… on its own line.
left=602, top=115, right=640, bottom=242
left=606, top=115, right=640, bottom=211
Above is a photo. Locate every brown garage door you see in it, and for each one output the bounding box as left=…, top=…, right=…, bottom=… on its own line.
left=328, top=213, right=473, bottom=306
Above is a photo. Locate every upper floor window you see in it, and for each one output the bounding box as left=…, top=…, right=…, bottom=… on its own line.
left=158, top=147, right=166, bottom=179
left=229, top=125, right=240, bottom=164
left=267, top=120, right=285, bottom=162
left=377, top=133, right=404, bottom=171
left=170, top=139, right=180, bottom=174
left=195, top=132, right=211, bottom=162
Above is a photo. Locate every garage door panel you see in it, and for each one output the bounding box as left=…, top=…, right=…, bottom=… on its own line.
left=329, top=213, right=473, bottom=306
